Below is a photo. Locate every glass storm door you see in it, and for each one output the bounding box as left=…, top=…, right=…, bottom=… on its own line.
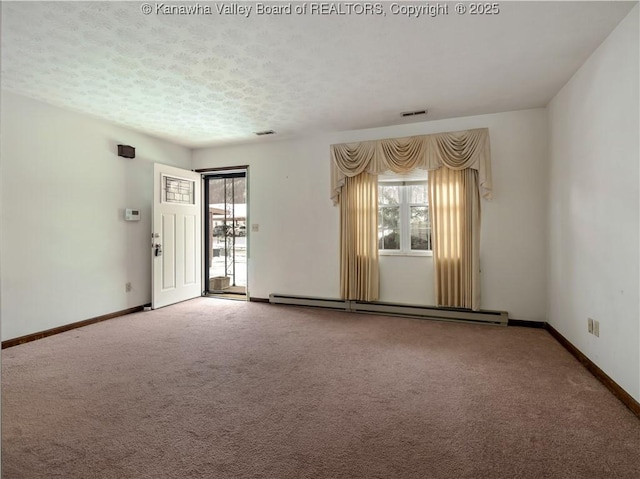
left=204, top=171, right=247, bottom=296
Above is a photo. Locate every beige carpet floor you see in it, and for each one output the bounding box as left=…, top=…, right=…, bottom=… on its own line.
left=2, top=298, right=639, bottom=478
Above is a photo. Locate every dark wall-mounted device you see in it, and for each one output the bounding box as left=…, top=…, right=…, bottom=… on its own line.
left=117, top=144, right=136, bottom=159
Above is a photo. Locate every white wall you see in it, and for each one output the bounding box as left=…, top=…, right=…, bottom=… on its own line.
left=197, top=136, right=342, bottom=301
left=193, top=108, right=549, bottom=321
left=0, top=92, right=192, bottom=340
left=547, top=6, right=639, bottom=401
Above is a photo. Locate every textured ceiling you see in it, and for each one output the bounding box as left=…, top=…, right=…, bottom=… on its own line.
left=1, top=1, right=635, bottom=147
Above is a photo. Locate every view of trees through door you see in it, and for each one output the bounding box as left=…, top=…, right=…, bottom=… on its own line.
left=205, top=172, right=247, bottom=297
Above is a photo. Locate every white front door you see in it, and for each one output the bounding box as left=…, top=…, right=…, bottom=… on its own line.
left=152, top=163, right=201, bottom=309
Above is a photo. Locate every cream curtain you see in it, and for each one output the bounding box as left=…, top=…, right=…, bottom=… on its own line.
left=331, top=128, right=491, bottom=205
left=331, top=128, right=491, bottom=308
left=340, top=172, right=379, bottom=301
left=428, top=167, right=480, bottom=310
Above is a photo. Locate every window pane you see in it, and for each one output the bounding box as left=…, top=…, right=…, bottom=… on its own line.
left=378, top=206, right=400, bottom=249
left=408, top=183, right=428, bottom=204
left=164, top=176, right=194, bottom=204
left=378, top=185, right=400, bottom=205
left=410, top=206, right=431, bottom=250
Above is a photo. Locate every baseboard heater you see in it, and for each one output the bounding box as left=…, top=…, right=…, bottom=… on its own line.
left=268, top=294, right=508, bottom=326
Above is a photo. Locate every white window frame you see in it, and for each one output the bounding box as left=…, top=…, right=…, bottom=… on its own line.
left=378, top=176, right=432, bottom=257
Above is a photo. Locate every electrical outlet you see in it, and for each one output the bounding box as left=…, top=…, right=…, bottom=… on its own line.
left=126, top=282, right=132, bottom=293
left=588, top=318, right=594, bottom=334
left=593, top=320, right=599, bottom=337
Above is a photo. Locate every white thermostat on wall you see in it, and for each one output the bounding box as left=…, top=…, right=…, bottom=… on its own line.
left=125, top=209, right=141, bottom=221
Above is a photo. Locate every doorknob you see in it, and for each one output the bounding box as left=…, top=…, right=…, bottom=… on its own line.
left=154, top=243, right=162, bottom=257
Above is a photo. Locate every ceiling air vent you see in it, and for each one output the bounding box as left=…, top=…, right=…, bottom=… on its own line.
left=255, top=130, right=276, bottom=136
left=401, top=109, right=427, bottom=118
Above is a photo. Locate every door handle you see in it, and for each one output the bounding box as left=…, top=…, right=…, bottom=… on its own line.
left=154, top=243, right=162, bottom=257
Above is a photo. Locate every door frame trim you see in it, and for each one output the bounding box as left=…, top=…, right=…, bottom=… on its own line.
left=195, top=165, right=249, bottom=173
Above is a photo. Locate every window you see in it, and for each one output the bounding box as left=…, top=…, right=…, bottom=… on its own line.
left=163, top=175, right=194, bottom=204
left=378, top=171, right=431, bottom=255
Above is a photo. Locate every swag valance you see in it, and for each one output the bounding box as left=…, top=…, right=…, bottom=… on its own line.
left=331, top=128, right=492, bottom=205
